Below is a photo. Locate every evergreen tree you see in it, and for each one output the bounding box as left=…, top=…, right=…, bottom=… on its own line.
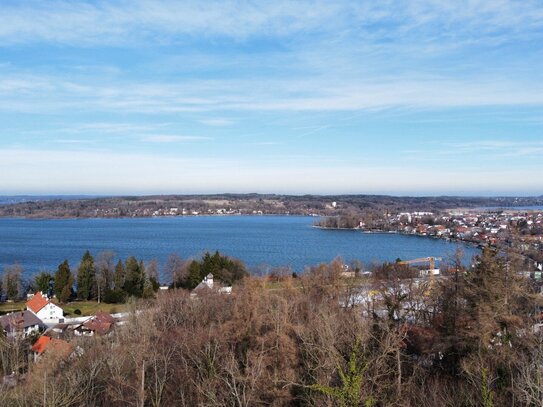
left=123, top=256, right=144, bottom=297
left=77, top=250, right=97, bottom=300
left=200, top=250, right=247, bottom=285
left=187, top=260, right=202, bottom=290
left=114, top=260, right=125, bottom=291
left=54, top=260, right=73, bottom=303
left=34, top=272, right=54, bottom=295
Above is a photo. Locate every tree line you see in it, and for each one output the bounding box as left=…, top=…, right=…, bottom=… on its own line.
left=1, top=250, right=248, bottom=305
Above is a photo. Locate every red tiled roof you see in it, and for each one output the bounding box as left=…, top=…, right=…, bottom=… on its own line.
left=31, top=335, right=51, bottom=354
left=31, top=335, right=71, bottom=356
left=26, top=292, right=49, bottom=314
left=83, top=320, right=112, bottom=335
left=94, top=312, right=115, bottom=324
left=81, top=312, right=115, bottom=335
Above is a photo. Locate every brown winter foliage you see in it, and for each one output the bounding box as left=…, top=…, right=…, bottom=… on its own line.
left=1, top=250, right=542, bottom=406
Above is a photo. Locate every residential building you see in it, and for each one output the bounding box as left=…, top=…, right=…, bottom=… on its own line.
left=26, top=292, right=64, bottom=325
left=0, top=310, right=43, bottom=338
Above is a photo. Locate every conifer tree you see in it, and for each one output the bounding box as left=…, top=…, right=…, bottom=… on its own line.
left=77, top=250, right=97, bottom=300
left=187, top=260, right=202, bottom=290
left=54, top=260, right=73, bottom=303
left=124, top=256, right=144, bottom=297
left=34, top=272, right=54, bottom=295
left=114, top=259, right=125, bottom=291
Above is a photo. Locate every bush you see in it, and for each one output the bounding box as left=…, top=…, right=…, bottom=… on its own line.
left=103, top=289, right=127, bottom=304
left=74, top=309, right=81, bottom=315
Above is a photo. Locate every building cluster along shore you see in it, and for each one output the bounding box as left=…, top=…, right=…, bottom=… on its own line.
left=361, top=208, right=543, bottom=270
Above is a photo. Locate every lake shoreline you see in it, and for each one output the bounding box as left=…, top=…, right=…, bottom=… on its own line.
left=0, top=213, right=318, bottom=221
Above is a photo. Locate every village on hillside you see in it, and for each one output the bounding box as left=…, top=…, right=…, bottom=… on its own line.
left=0, top=271, right=232, bottom=387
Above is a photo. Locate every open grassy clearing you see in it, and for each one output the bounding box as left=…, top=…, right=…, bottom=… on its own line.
left=0, top=301, right=25, bottom=315
left=61, top=301, right=129, bottom=317
left=0, top=300, right=129, bottom=317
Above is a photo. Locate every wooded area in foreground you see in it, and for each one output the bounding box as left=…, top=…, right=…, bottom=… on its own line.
left=1, top=249, right=543, bottom=406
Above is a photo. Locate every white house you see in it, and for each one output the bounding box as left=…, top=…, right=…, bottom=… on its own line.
left=26, top=292, right=64, bottom=325
left=192, top=274, right=232, bottom=296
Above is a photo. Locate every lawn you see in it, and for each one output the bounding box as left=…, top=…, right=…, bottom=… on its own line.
left=0, top=300, right=128, bottom=317
left=61, top=301, right=129, bottom=317
left=0, top=301, right=25, bottom=315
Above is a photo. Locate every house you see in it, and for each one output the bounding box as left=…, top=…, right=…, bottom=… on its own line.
left=47, top=323, right=71, bottom=339
left=192, top=274, right=232, bottom=296
left=0, top=310, right=43, bottom=338
left=194, top=273, right=215, bottom=291
left=26, top=292, right=64, bottom=325
left=31, top=335, right=72, bottom=362
left=74, top=312, right=115, bottom=337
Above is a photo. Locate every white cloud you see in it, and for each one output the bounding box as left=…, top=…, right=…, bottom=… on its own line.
left=449, top=140, right=543, bottom=157
left=2, top=74, right=543, bottom=115
left=141, top=135, right=211, bottom=143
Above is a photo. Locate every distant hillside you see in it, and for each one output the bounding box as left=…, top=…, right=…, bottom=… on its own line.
left=0, top=195, right=99, bottom=205
left=0, top=194, right=541, bottom=218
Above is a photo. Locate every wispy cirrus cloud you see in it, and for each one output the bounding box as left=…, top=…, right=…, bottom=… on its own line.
left=1, top=74, right=543, bottom=114
left=141, top=135, right=212, bottom=143
left=199, top=118, right=235, bottom=127
left=51, top=139, right=93, bottom=144
left=0, top=1, right=542, bottom=194
left=449, top=140, right=543, bottom=157
left=0, top=1, right=542, bottom=46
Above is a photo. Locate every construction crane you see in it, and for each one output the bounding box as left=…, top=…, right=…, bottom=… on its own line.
left=398, top=257, right=443, bottom=277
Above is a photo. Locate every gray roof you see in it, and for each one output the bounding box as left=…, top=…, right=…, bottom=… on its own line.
left=0, top=311, right=43, bottom=332
left=193, top=281, right=211, bottom=292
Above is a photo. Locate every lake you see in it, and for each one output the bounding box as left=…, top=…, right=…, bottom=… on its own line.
left=0, top=216, right=479, bottom=281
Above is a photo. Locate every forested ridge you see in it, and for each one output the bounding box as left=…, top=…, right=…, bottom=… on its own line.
left=0, top=194, right=541, bottom=218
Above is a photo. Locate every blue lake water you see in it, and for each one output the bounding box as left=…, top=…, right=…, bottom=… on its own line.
left=0, top=216, right=478, bottom=281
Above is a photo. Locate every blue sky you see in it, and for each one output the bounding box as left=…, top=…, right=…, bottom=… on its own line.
left=0, top=0, right=542, bottom=195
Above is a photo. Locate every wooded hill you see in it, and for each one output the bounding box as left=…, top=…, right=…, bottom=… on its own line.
left=0, top=194, right=541, bottom=218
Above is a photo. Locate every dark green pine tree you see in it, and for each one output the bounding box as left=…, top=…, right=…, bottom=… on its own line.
left=187, top=260, right=202, bottom=290
left=54, top=260, right=74, bottom=303
left=34, top=272, right=54, bottom=294
left=77, top=250, right=97, bottom=300
left=123, top=256, right=145, bottom=297
left=114, top=259, right=125, bottom=291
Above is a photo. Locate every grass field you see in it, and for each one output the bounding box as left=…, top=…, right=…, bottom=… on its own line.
left=0, top=300, right=129, bottom=317
left=59, top=301, right=129, bottom=317
left=0, top=301, right=25, bottom=315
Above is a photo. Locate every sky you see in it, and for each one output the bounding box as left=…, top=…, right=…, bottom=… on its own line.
left=0, top=0, right=542, bottom=196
